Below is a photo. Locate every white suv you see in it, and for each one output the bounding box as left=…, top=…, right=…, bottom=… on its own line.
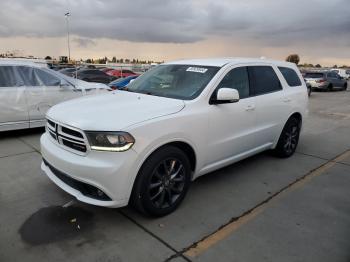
left=41, top=58, right=308, bottom=216
left=0, top=59, right=110, bottom=131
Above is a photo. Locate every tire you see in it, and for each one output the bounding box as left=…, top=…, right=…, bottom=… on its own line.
left=131, top=146, right=191, bottom=217
left=308, top=87, right=311, bottom=97
left=343, top=83, right=347, bottom=91
left=327, top=84, right=333, bottom=92
left=273, top=117, right=301, bottom=158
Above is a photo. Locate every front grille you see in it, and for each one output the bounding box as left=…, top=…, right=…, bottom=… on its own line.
left=43, top=158, right=111, bottom=201
left=46, top=119, right=87, bottom=154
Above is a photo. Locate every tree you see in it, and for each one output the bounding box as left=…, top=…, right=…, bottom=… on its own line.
left=286, top=54, right=300, bottom=65
left=112, top=56, right=116, bottom=63
left=86, top=58, right=92, bottom=63
left=315, top=64, right=322, bottom=68
left=45, top=56, right=52, bottom=60
left=333, top=65, right=338, bottom=68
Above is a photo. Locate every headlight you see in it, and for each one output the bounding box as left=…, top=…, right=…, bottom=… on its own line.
left=86, top=131, right=135, bottom=152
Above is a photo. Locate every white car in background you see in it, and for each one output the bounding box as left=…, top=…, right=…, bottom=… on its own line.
left=41, top=58, right=308, bottom=216
left=331, top=68, right=350, bottom=80
left=0, top=60, right=110, bottom=131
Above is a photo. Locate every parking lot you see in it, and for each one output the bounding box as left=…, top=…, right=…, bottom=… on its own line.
left=1, top=87, right=350, bottom=262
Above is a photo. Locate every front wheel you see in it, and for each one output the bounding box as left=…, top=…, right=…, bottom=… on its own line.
left=131, top=146, right=191, bottom=217
left=273, top=117, right=301, bottom=158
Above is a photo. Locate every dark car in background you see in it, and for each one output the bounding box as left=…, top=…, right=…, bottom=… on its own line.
left=75, top=69, right=116, bottom=84
left=108, top=75, right=139, bottom=90
left=59, top=68, right=77, bottom=77
left=304, top=71, right=347, bottom=91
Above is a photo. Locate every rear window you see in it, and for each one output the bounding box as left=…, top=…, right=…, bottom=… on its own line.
left=278, top=67, right=302, bottom=87
left=304, top=73, right=324, bottom=78
left=248, top=66, right=282, bottom=95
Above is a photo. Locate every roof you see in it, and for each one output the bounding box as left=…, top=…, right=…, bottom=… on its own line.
left=165, top=57, right=295, bottom=67
left=0, top=58, right=49, bottom=68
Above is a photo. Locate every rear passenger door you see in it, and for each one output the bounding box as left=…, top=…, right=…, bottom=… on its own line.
left=248, top=65, right=289, bottom=146
left=0, top=66, right=29, bottom=130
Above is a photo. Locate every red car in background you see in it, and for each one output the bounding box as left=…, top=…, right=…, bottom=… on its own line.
left=107, top=69, right=139, bottom=78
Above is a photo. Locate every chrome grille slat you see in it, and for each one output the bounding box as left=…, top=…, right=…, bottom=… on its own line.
left=46, top=119, right=87, bottom=154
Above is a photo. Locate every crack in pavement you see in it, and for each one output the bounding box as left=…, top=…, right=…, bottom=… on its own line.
left=0, top=150, right=36, bottom=159
left=118, top=210, right=192, bottom=262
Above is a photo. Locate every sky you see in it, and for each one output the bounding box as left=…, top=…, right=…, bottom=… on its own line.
left=0, top=0, right=349, bottom=66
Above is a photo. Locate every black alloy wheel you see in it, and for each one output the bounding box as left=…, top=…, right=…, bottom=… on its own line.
left=131, top=146, right=191, bottom=217
left=148, top=158, right=186, bottom=209
left=274, top=117, right=301, bottom=158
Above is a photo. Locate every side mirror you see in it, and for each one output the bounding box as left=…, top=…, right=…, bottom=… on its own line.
left=129, top=79, right=135, bottom=84
left=210, top=88, right=240, bottom=104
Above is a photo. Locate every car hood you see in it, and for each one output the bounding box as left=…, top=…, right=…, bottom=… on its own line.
left=47, top=91, right=185, bottom=131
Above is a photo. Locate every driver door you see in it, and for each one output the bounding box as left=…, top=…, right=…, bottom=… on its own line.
left=205, top=66, right=257, bottom=168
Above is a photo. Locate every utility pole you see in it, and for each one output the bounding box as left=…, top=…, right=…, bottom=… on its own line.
left=65, top=12, right=71, bottom=62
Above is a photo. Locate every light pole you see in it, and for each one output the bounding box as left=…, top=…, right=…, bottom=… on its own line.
left=65, top=12, right=71, bottom=62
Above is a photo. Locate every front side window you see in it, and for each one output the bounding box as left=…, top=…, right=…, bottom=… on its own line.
left=278, top=67, right=302, bottom=87
left=33, top=69, right=61, bottom=86
left=248, top=66, right=282, bottom=95
left=127, top=64, right=220, bottom=100
left=217, top=67, right=250, bottom=99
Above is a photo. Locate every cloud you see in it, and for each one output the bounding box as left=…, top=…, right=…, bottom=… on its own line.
left=73, top=37, right=96, bottom=48
left=0, top=0, right=349, bottom=46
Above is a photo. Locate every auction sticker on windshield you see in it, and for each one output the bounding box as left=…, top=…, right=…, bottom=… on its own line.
left=186, top=67, right=208, bottom=73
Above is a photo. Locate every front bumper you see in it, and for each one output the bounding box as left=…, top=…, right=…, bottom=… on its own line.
left=40, top=133, right=139, bottom=208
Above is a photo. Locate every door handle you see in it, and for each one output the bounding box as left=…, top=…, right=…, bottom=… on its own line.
left=283, top=98, right=291, bottom=103
left=245, top=105, right=255, bottom=111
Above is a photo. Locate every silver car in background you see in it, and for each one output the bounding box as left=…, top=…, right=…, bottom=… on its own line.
left=0, top=59, right=111, bottom=131
left=304, top=71, right=347, bottom=91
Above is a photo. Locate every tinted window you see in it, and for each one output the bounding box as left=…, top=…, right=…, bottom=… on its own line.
left=217, top=67, right=250, bottom=99
left=33, top=69, right=61, bottom=86
left=304, top=73, right=324, bottom=78
left=327, top=72, right=335, bottom=78
left=278, top=67, right=302, bottom=87
left=17, top=66, right=38, bottom=86
left=248, top=66, right=281, bottom=95
left=0, top=66, right=21, bottom=87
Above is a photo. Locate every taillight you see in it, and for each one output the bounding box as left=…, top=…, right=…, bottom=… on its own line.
left=316, top=79, right=326, bottom=83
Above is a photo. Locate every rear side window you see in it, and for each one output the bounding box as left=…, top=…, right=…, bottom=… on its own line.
left=248, top=66, right=282, bottom=95
left=217, top=67, right=250, bottom=99
left=278, top=67, right=302, bottom=87
left=0, top=66, right=21, bottom=87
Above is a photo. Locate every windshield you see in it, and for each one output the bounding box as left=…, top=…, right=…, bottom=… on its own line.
left=126, top=64, right=220, bottom=100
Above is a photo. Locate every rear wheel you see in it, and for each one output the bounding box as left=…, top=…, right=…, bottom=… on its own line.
left=327, top=84, right=333, bottom=91
left=131, top=146, right=191, bottom=217
left=343, top=83, right=347, bottom=91
left=273, top=117, right=301, bottom=158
